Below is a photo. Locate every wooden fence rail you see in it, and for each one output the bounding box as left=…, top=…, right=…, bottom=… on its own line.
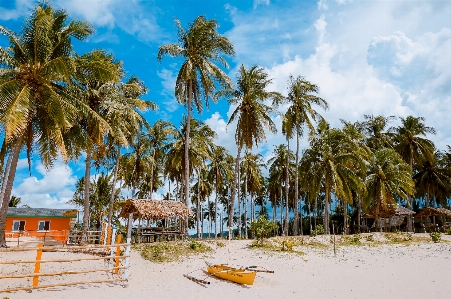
left=0, top=214, right=134, bottom=293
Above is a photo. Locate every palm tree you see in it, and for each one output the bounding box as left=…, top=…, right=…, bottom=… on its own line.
left=217, top=64, right=282, bottom=237
left=241, top=152, right=265, bottom=238
left=207, top=145, right=234, bottom=238
left=413, top=151, right=451, bottom=207
left=300, top=122, right=368, bottom=234
left=158, top=16, right=235, bottom=215
left=0, top=3, right=96, bottom=246
left=268, top=144, right=295, bottom=235
left=8, top=195, right=21, bottom=207
left=393, top=116, right=435, bottom=230
left=364, top=148, right=414, bottom=230
left=358, top=115, right=395, bottom=151
left=278, top=75, right=328, bottom=235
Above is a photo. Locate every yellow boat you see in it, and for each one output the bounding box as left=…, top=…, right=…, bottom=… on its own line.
left=206, top=262, right=257, bottom=285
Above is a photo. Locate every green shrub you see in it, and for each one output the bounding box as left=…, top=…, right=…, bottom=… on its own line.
left=250, top=216, right=278, bottom=246
left=216, top=241, right=225, bottom=247
left=350, top=234, right=362, bottom=244
left=311, top=225, right=325, bottom=237
left=365, top=234, right=374, bottom=242
left=430, top=232, right=441, bottom=243
left=445, top=228, right=451, bottom=235
left=189, top=240, right=202, bottom=250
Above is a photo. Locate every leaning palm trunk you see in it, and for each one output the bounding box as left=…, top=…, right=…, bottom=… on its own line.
left=82, top=148, right=92, bottom=243
left=229, top=147, right=241, bottom=239
left=107, top=146, right=121, bottom=227
left=0, top=145, right=14, bottom=207
left=214, top=173, right=219, bottom=238
left=150, top=148, right=156, bottom=200
left=0, top=137, right=23, bottom=247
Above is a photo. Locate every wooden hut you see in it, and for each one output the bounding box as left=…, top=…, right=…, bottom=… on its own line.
left=119, top=199, right=193, bottom=242
left=5, top=208, right=77, bottom=242
left=415, top=207, right=451, bottom=232
left=362, top=204, right=415, bottom=231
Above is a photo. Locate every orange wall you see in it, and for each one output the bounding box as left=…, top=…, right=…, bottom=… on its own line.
left=5, top=217, right=72, bottom=242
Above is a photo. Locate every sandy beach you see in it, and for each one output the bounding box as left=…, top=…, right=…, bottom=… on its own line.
left=1, top=234, right=451, bottom=299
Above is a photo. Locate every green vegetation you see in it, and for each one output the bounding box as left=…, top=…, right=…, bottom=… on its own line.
left=134, top=240, right=212, bottom=263
left=446, top=228, right=451, bottom=235
left=430, top=232, right=441, bottom=243
left=311, top=225, right=325, bottom=237
left=250, top=216, right=278, bottom=246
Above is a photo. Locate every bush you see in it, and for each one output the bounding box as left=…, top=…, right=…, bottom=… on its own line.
left=365, top=234, right=374, bottom=242
left=445, top=228, right=451, bottom=235
left=350, top=234, right=362, bottom=244
left=430, top=232, right=441, bottom=243
left=311, top=224, right=325, bottom=237
left=250, top=216, right=278, bottom=246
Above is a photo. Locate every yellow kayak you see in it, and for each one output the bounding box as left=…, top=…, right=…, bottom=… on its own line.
left=206, top=262, right=257, bottom=285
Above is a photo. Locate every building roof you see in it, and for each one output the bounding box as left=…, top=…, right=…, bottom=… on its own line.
left=363, top=204, right=415, bottom=218
left=119, top=199, right=193, bottom=220
left=416, top=207, right=451, bottom=218
left=6, top=208, right=77, bottom=218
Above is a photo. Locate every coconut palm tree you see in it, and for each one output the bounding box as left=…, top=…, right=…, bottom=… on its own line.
left=364, top=148, right=414, bottom=230
left=8, top=195, right=21, bottom=207
left=217, top=64, right=282, bottom=237
left=278, top=75, right=328, bottom=235
left=0, top=3, right=98, bottom=246
left=158, top=16, right=235, bottom=212
left=207, top=145, right=234, bottom=238
left=300, top=121, right=368, bottom=234
left=241, top=152, right=265, bottom=238
left=392, top=116, right=435, bottom=230
left=413, top=150, right=451, bottom=207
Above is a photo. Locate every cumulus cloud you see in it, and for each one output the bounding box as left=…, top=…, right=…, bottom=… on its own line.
left=254, top=0, right=270, bottom=9
left=0, top=0, right=34, bottom=21
left=12, top=163, right=77, bottom=208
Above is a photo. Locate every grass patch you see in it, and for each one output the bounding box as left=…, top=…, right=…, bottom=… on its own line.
left=134, top=240, right=212, bottom=263
left=249, top=237, right=305, bottom=256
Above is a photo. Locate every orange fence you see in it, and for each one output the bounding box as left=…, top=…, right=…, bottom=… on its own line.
left=5, top=230, right=70, bottom=243
left=0, top=235, right=131, bottom=293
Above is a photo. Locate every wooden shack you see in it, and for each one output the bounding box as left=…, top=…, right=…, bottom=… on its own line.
left=5, top=208, right=77, bottom=242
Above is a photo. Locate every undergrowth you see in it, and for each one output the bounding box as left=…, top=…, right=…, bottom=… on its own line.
left=134, top=240, right=212, bottom=262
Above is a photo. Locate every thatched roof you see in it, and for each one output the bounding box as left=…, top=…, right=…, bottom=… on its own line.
left=416, top=207, right=451, bottom=218
left=7, top=208, right=77, bottom=218
left=119, top=199, right=193, bottom=220
left=363, top=204, right=415, bottom=218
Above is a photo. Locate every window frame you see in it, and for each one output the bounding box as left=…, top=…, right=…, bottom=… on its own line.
left=12, top=220, right=26, bottom=232
left=37, top=220, right=51, bottom=231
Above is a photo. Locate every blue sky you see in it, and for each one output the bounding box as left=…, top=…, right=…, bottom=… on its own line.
left=1, top=0, right=450, bottom=210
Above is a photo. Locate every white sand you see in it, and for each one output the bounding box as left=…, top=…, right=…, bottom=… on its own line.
left=1, top=234, right=451, bottom=299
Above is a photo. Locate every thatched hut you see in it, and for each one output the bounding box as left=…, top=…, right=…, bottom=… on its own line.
left=119, top=199, right=193, bottom=220
left=415, top=207, right=451, bottom=231
left=362, top=204, right=415, bottom=231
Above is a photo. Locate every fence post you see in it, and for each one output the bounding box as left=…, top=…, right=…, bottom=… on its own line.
left=101, top=222, right=107, bottom=245
left=110, top=228, right=117, bottom=256
left=32, top=244, right=43, bottom=289
left=123, top=213, right=133, bottom=288
left=115, top=234, right=122, bottom=274
left=107, top=224, right=112, bottom=245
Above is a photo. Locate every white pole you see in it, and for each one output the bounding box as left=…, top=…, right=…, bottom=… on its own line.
left=123, top=213, right=133, bottom=288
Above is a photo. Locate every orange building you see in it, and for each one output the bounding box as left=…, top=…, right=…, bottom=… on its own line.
left=5, top=208, right=77, bottom=243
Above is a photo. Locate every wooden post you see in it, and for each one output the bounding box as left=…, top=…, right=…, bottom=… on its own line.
left=32, top=244, right=43, bottom=288
left=107, top=224, right=112, bottom=245
left=115, top=234, right=122, bottom=274
left=123, top=213, right=133, bottom=288
left=101, top=222, right=106, bottom=245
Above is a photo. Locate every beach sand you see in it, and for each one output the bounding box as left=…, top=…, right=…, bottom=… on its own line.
left=1, top=234, right=451, bottom=299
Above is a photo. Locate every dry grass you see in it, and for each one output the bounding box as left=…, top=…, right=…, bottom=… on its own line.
left=133, top=240, right=212, bottom=262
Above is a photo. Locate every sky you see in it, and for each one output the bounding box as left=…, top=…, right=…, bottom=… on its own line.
left=1, top=0, right=450, bottom=211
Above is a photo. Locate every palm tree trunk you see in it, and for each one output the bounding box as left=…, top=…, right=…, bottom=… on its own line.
left=284, top=139, right=290, bottom=236
left=197, top=171, right=201, bottom=239
left=314, top=194, right=317, bottom=229
left=0, top=144, right=14, bottom=207
left=214, top=171, right=218, bottom=238
left=150, top=148, right=156, bottom=200
left=229, top=147, right=241, bottom=239
left=107, top=146, right=121, bottom=227
left=324, top=175, right=330, bottom=234
left=82, top=147, right=92, bottom=243
left=0, top=137, right=23, bottom=247
left=244, top=172, right=248, bottom=239
left=357, top=195, right=361, bottom=233
left=407, top=149, right=413, bottom=232
left=208, top=197, right=211, bottom=238
left=343, top=201, right=348, bottom=235
left=294, top=130, right=300, bottom=235
left=184, top=81, right=192, bottom=234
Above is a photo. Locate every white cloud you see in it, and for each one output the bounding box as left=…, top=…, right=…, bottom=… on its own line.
left=0, top=0, right=34, bottom=21
left=157, top=68, right=180, bottom=114
left=254, top=0, right=270, bottom=9
left=12, top=163, right=77, bottom=208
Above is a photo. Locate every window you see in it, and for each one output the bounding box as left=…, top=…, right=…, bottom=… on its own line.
left=38, top=221, right=50, bottom=231
left=12, top=220, right=26, bottom=231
